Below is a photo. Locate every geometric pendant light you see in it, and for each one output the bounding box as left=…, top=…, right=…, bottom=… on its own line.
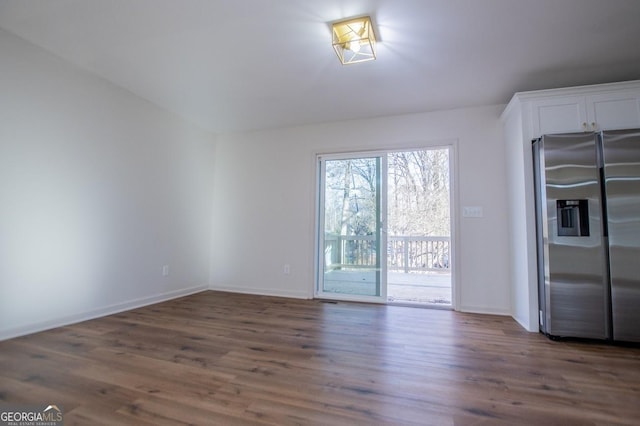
left=332, top=16, right=376, bottom=65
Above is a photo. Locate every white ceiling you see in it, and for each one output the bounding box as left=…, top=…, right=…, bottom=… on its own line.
left=1, top=0, right=640, bottom=133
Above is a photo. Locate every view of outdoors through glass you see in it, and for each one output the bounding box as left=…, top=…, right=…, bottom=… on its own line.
left=320, top=148, right=451, bottom=305
left=386, top=149, right=451, bottom=304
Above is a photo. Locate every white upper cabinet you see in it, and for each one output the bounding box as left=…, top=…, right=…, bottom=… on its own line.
left=587, top=90, right=640, bottom=131
left=531, top=96, right=587, bottom=136
left=526, top=84, right=640, bottom=138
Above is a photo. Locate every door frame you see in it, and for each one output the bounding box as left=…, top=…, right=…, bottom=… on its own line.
left=313, top=141, right=459, bottom=309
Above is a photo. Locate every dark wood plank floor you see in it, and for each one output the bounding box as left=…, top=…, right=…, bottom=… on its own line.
left=1, top=291, right=639, bottom=425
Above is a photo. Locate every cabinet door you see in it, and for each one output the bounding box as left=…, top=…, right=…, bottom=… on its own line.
left=530, top=96, right=588, bottom=137
left=587, top=90, right=640, bottom=131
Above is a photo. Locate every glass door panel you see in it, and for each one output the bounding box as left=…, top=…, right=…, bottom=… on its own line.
left=317, top=155, right=386, bottom=302
left=386, top=148, right=452, bottom=306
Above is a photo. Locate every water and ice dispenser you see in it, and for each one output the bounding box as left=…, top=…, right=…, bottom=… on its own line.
left=556, top=200, right=589, bottom=237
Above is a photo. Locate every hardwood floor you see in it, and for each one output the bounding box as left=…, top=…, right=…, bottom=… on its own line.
left=1, top=291, right=639, bottom=425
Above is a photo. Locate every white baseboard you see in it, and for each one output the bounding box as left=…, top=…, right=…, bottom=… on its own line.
left=0, top=284, right=208, bottom=341
left=458, top=304, right=511, bottom=316
left=512, top=313, right=539, bottom=332
left=209, top=284, right=312, bottom=300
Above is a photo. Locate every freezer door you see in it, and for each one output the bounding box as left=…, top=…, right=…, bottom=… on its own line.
left=540, top=133, right=608, bottom=339
left=602, top=129, right=640, bottom=342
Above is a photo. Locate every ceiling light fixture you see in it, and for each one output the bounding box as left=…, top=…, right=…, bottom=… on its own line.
left=332, top=16, right=376, bottom=65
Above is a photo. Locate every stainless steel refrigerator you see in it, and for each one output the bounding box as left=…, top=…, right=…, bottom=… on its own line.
left=533, top=129, right=640, bottom=342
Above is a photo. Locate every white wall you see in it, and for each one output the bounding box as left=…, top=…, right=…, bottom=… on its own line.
left=210, top=105, right=511, bottom=315
left=0, top=29, right=216, bottom=340
left=503, top=102, right=538, bottom=330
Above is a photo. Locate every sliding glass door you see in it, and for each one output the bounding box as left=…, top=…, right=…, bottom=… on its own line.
left=316, top=146, right=454, bottom=306
left=317, top=154, right=387, bottom=302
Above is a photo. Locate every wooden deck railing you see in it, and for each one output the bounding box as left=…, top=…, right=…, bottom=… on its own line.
left=324, top=234, right=450, bottom=272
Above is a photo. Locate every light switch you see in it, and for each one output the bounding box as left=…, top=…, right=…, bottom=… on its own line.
left=463, top=206, right=483, bottom=218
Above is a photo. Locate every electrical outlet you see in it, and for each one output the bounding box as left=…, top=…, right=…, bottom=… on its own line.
left=283, top=264, right=290, bottom=275
left=162, top=265, right=169, bottom=276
